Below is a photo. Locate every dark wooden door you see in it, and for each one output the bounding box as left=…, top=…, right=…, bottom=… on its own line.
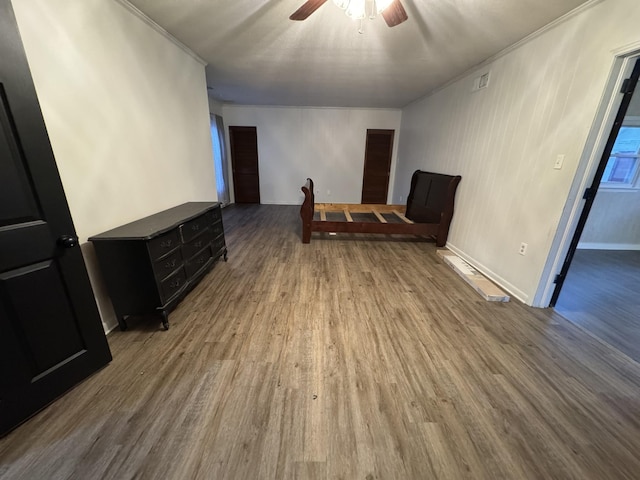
left=361, top=129, right=395, bottom=204
left=0, top=0, right=111, bottom=436
left=229, top=126, right=260, bottom=203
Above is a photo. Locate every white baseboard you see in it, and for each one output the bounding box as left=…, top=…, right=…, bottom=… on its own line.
left=445, top=243, right=529, bottom=304
left=261, top=200, right=300, bottom=205
left=577, top=242, right=640, bottom=250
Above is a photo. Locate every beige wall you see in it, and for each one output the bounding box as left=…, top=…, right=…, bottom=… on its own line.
left=13, top=0, right=216, bottom=331
left=394, top=0, right=640, bottom=304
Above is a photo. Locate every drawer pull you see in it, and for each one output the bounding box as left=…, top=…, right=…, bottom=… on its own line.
left=170, top=278, right=182, bottom=288
left=149, top=230, right=181, bottom=260
left=165, top=259, right=177, bottom=269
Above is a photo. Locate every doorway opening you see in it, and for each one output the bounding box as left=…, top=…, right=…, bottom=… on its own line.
left=548, top=55, right=640, bottom=361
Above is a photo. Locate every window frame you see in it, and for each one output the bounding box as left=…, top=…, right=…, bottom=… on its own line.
left=600, top=116, right=640, bottom=191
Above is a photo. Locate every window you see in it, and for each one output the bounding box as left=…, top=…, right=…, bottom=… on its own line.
left=601, top=119, right=640, bottom=189
left=210, top=114, right=230, bottom=205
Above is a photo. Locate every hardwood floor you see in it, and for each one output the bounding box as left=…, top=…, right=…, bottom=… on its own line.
left=2, top=204, right=640, bottom=479
left=555, top=249, right=640, bottom=362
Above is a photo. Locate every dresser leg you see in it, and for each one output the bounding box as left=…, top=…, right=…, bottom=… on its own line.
left=223, top=249, right=228, bottom=262
left=118, top=316, right=128, bottom=332
left=160, top=310, right=170, bottom=331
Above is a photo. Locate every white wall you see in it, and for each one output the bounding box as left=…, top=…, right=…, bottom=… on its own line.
left=394, top=0, right=640, bottom=304
left=13, top=0, right=216, bottom=331
left=579, top=190, right=640, bottom=249
left=221, top=106, right=402, bottom=204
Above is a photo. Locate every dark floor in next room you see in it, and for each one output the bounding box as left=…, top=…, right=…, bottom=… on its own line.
left=555, top=249, right=640, bottom=362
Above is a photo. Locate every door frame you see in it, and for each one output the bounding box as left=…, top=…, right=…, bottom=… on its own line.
left=533, top=47, right=640, bottom=307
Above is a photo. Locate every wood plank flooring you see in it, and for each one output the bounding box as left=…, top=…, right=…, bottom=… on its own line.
left=555, top=249, right=640, bottom=362
left=2, top=205, right=640, bottom=479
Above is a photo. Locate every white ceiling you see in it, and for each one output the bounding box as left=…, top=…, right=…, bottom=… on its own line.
left=127, top=0, right=593, bottom=108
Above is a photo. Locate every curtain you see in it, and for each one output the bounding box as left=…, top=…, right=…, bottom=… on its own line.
left=210, top=114, right=230, bottom=206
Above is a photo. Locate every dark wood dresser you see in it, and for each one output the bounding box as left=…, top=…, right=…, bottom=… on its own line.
left=89, top=202, right=226, bottom=331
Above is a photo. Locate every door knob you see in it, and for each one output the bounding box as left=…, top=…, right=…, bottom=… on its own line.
left=57, top=235, right=78, bottom=248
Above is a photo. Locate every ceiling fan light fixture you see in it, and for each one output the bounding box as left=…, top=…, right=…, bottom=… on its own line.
left=345, top=0, right=366, bottom=20
left=331, top=0, right=395, bottom=22
left=375, top=0, right=394, bottom=14
left=291, top=0, right=407, bottom=27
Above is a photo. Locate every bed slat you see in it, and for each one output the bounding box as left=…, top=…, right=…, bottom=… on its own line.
left=344, top=209, right=354, bottom=222
left=373, top=211, right=387, bottom=223
left=393, top=210, right=414, bottom=224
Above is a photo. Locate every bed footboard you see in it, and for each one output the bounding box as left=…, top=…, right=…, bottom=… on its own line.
left=300, top=178, right=314, bottom=243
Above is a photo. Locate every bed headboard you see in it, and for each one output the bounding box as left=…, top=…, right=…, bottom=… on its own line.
left=405, top=170, right=461, bottom=224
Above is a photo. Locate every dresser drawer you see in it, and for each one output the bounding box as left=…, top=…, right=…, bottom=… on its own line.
left=185, top=246, right=213, bottom=278
left=160, top=267, right=186, bottom=303
left=148, top=229, right=180, bottom=260
left=206, top=206, right=222, bottom=224
left=211, top=220, right=224, bottom=238
left=152, top=248, right=183, bottom=281
left=211, top=233, right=226, bottom=255
left=181, top=214, right=209, bottom=243
left=182, top=228, right=213, bottom=260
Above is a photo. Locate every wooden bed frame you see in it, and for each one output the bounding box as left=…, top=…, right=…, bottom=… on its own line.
left=300, top=170, right=461, bottom=246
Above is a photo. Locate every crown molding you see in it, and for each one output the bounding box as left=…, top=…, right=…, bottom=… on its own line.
left=413, top=0, right=604, bottom=105
left=611, top=39, right=640, bottom=56
left=113, top=0, right=207, bottom=66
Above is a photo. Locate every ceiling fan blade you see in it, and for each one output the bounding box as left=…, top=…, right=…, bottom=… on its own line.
left=381, top=0, right=408, bottom=27
left=290, top=0, right=329, bottom=21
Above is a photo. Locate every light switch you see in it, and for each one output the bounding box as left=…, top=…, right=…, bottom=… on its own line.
left=554, top=154, right=565, bottom=170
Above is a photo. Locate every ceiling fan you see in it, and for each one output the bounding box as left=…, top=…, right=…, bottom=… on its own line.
left=290, top=0, right=408, bottom=27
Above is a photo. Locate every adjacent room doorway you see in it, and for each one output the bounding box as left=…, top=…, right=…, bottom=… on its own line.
left=548, top=55, right=640, bottom=361
left=229, top=126, right=260, bottom=204
left=361, top=129, right=395, bottom=204
left=551, top=56, right=640, bottom=305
